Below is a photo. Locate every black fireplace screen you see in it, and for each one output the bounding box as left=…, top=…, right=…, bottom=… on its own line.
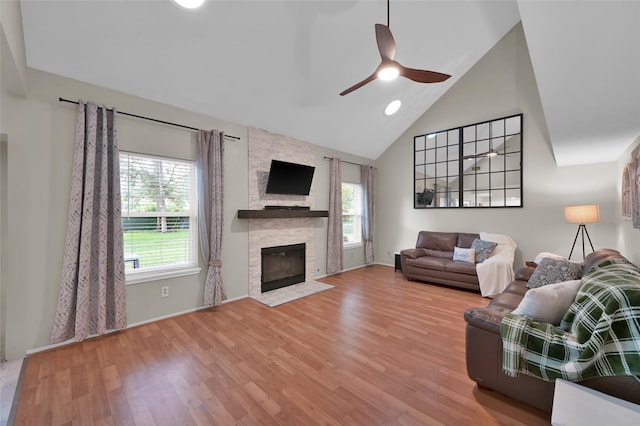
left=261, top=243, right=305, bottom=293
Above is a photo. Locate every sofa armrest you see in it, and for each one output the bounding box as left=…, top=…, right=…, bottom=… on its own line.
left=400, top=248, right=427, bottom=259
left=464, top=307, right=509, bottom=334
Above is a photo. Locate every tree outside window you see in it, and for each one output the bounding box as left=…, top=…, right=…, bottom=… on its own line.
left=342, top=182, right=362, bottom=246
left=120, top=152, right=198, bottom=275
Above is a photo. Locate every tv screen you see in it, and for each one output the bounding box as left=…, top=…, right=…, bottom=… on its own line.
left=265, top=160, right=315, bottom=195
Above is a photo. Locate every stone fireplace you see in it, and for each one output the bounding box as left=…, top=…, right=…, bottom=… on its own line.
left=261, top=243, right=306, bottom=293
left=247, top=127, right=318, bottom=297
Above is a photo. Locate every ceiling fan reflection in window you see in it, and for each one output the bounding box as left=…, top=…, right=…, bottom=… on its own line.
left=463, top=125, right=515, bottom=160
left=462, top=146, right=506, bottom=160
left=339, top=0, right=451, bottom=96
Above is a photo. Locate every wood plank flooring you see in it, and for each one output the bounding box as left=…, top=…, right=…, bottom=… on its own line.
left=14, top=265, right=550, bottom=425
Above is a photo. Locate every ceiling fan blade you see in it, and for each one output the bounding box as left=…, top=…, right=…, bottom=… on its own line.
left=375, top=24, right=396, bottom=61
left=339, top=73, right=377, bottom=96
left=398, top=64, right=451, bottom=83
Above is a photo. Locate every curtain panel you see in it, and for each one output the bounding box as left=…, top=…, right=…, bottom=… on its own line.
left=327, top=157, right=343, bottom=273
left=361, top=165, right=376, bottom=264
left=51, top=101, right=127, bottom=344
left=197, top=130, right=227, bottom=306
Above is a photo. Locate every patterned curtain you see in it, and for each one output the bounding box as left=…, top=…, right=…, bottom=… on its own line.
left=51, top=101, right=127, bottom=344
left=197, top=130, right=227, bottom=306
left=361, top=164, right=376, bottom=264
left=327, top=157, right=343, bottom=273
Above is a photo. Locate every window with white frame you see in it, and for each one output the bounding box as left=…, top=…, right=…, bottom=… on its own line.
left=342, top=182, right=362, bottom=246
left=120, top=152, right=198, bottom=282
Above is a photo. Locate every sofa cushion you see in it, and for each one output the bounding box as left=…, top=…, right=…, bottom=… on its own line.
left=489, top=291, right=524, bottom=310
left=502, top=280, right=530, bottom=297
left=405, top=256, right=448, bottom=271
left=446, top=260, right=478, bottom=275
left=415, top=231, right=458, bottom=251
left=422, top=249, right=454, bottom=259
left=527, top=257, right=583, bottom=289
left=471, top=238, right=498, bottom=263
left=458, top=233, right=480, bottom=249
left=512, top=279, right=583, bottom=325
left=514, top=267, right=536, bottom=282
left=453, top=247, right=475, bottom=263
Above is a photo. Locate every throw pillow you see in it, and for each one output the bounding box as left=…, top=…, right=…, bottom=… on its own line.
left=512, top=279, right=583, bottom=324
left=471, top=238, right=498, bottom=263
left=453, top=247, right=475, bottom=264
left=527, top=257, right=583, bottom=289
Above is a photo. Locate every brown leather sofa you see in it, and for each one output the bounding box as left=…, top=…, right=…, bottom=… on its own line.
left=400, top=231, right=480, bottom=291
left=464, top=249, right=640, bottom=412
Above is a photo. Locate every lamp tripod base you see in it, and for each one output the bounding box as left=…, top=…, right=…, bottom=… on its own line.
left=568, top=224, right=595, bottom=261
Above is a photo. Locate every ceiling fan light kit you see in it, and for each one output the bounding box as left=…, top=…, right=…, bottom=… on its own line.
left=172, top=0, right=206, bottom=9
left=378, top=65, right=400, bottom=81
left=340, top=0, right=451, bottom=96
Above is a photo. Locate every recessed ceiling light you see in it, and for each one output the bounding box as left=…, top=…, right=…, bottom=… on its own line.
left=384, top=100, right=401, bottom=116
left=173, top=0, right=206, bottom=9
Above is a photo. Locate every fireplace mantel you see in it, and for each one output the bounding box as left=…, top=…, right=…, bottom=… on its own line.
left=238, top=209, right=328, bottom=219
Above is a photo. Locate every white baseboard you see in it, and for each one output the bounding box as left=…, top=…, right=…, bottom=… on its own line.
left=25, top=294, right=249, bottom=356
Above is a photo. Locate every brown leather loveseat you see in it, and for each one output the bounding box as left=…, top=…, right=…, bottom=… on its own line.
left=464, top=249, right=640, bottom=412
left=400, top=230, right=517, bottom=296
left=400, top=231, right=481, bottom=291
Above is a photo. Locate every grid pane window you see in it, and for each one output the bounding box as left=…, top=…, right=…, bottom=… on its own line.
left=414, top=114, right=523, bottom=208
left=342, top=182, right=362, bottom=246
left=120, top=152, right=197, bottom=274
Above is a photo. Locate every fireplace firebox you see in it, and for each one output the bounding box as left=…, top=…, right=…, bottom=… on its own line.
left=261, top=243, right=305, bottom=293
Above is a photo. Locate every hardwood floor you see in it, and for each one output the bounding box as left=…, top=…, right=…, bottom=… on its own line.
left=14, top=265, right=550, bottom=425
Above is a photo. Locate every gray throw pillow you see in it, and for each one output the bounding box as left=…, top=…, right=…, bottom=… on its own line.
left=527, top=257, right=583, bottom=289
left=471, top=238, right=498, bottom=263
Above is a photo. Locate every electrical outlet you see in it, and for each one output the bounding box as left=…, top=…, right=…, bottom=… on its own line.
left=161, top=286, right=169, bottom=298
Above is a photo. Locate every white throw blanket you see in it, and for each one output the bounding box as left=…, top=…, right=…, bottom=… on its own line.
left=476, top=232, right=517, bottom=297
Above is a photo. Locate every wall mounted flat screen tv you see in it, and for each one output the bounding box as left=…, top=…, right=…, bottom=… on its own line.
left=265, top=160, right=315, bottom=195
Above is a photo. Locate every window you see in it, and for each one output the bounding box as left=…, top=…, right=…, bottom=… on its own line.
left=414, top=114, right=523, bottom=208
left=120, top=152, right=198, bottom=283
left=342, top=182, right=362, bottom=246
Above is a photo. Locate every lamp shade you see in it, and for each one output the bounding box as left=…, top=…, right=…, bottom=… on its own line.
left=564, top=204, right=600, bottom=224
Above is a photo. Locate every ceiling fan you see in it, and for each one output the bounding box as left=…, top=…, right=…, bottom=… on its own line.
left=339, top=0, right=451, bottom=96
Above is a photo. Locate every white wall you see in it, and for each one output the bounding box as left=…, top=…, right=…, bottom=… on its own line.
left=374, top=23, right=620, bottom=269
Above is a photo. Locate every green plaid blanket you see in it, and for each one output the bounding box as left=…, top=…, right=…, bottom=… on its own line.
left=501, top=257, right=640, bottom=382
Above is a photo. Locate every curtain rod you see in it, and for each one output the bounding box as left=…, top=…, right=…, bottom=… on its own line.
left=58, top=97, right=240, bottom=140
left=322, top=156, right=366, bottom=167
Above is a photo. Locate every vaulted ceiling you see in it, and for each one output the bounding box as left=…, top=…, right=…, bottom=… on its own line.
left=18, top=0, right=640, bottom=166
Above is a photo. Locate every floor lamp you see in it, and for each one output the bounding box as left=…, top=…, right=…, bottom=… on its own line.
left=565, top=204, right=600, bottom=260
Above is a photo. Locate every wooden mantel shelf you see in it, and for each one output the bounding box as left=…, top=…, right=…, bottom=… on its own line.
left=237, top=209, right=329, bottom=219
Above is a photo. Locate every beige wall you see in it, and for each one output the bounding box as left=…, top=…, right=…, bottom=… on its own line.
left=374, top=23, right=621, bottom=269
left=0, top=68, right=370, bottom=360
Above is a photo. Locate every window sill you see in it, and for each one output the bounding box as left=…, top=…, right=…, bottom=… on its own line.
left=344, top=243, right=363, bottom=250
left=125, top=266, right=201, bottom=285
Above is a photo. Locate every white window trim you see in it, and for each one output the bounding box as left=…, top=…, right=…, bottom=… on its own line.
left=125, top=266, right=201, bottom=285
left=342, top=181, right=363, bottom=248
left=120, top=151, right=199, bottom=282
left=344, top=242, right=363, bottom=249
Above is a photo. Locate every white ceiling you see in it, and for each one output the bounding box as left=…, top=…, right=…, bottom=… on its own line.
left=18, top=0, right=640, bottom=165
